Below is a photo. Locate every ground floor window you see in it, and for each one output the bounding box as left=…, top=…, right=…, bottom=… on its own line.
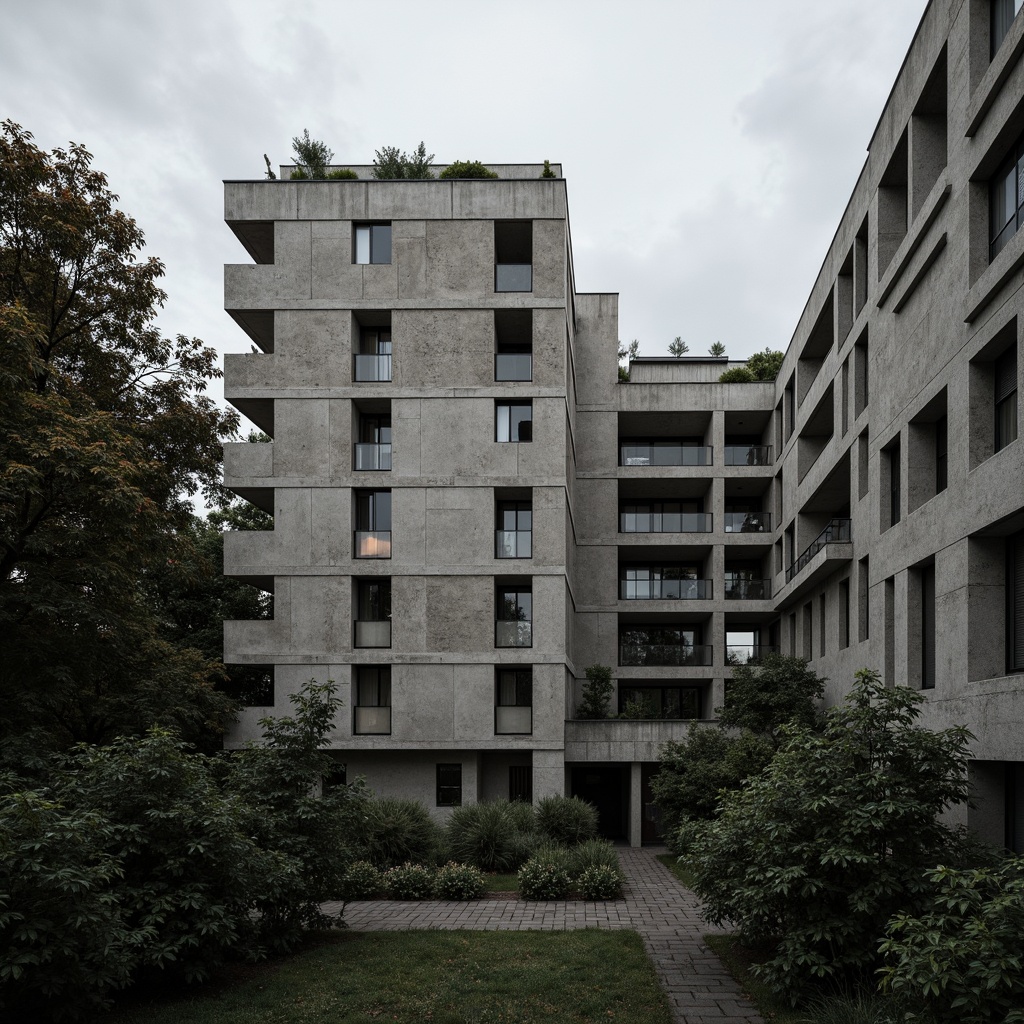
left=436, top=763, right=462, bottom=807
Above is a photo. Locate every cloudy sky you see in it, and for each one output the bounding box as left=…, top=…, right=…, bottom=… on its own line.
left=4, top=0, right=924, bottom=399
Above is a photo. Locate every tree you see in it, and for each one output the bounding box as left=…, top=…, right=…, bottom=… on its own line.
left=290, top=129, right=332, bottom=179
left=746, top=347, right=784, bottom=381
left=576, top=664, right=614, bottom=719
left=0, top=122, right=238, bottom=756
left=668, top=336, right=689, bottom=357
left=690, top=670, right=975, bottom=1002
left=708, top=341, right=726, bottom=357
left=617, top=338, right=639, bottom=382
left=372, top=141, right=435, bottom=180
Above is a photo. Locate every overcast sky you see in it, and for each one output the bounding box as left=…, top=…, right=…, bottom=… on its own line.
left=4, top=0, right=924, bottom=399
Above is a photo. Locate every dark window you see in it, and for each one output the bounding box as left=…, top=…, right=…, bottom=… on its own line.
left=354, top=666, right=391, bottom=735
left=921, top=563, right=936, bottom=689
left=436, top=763, right=462, bottom=807
left=496, top=586, right=532, bottom=647
left=354, top=223, right=392, bottom=265
left=617, top=685, right=701, bottom=719
left=935, top=415, right=948, bottom=492
left=509, top=766, right=532, bottom=803
left=990, top=132, right=1024, bottom=260
left=496, top=499, right=532, bottom=558
left=496, top=669, right=532, bottom=708
left=354, top=490, right=391, bottom=559
left=496, top=401, right=532, bottom=442
left=619, top=500, right=709, bottom=534
left=1006, top=762, right=1024, bottom=853
left=992, top=0, right=1024, bottom=56
left=995, top=345, right=1018, bottom=451
left=354, top=328, right=392, bottom=382
left=495, top=221, right=532, bottom=292
left=355, top=579, right=391, bottom=648
left=618, top=626, right=706, bottom=667
left=355, top=414, right=392, bottom=471
left=889, top=439, right=902, bottom=526
left=840, top=578, right=851, bottom=649
left=495, top=309, right=532, bottom=381
left=1009, top=530, right=1024, bottom=672
left=819, top=593, right=827, bottom=657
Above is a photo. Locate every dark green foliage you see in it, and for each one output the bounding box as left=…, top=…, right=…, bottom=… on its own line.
left=718, top=366, right=756, bottom=382
left=445, top=800, right=539, bottom=871
left=342, top=861, right=383, bottom=900
left=291, top=129, right=332, bottom=179
left=576, top=664, right=614, bottom=719
left=668, top=336, right=689, bottom=356
left=617, top=339, right=639, bottom=382
left=518, top=860, right=571, bottom=900
left=746, top=348, right=785, bottom=381
left=880, top=859, right=1024, bottom=1023
left=621, top=693, right=657, bottom=718
left=359, top=796, right=443, bottom=869
left=690, top=670, right=975, bottom=1002
left=326, top=167, right=359, bottom=179
left=439, top=159, right=498, bottom=179
left=717, top=653, right=825, bottom=744
left=289, top=167, right=308, bottom=179
left=372, top=142, right=435, bottom=180
left=708, top=341, right=727, bottom=356
left=578, top=865, right=624, bottom=900
left=651, top=725, right=774, bottom=838
left=562, top=839, right=622, bottom=879
left=434, top=862, right=487, bottom=901
left=540, top=159, right=556, bottom=178
left=383, top=863, right=436, bottom=900
left=535, top=795, right=599, bottom=846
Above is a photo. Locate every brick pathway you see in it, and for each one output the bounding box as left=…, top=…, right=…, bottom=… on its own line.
left=322, top=846, right=762, bottom=1024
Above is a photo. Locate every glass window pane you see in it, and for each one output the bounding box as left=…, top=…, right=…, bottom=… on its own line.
left=371, top=224, right=392, bottom=264
left=496, top=404, right=510, bottom=441
left=375, top=491, right=391, bottom=530
left=355, top=225, right=370, bottom=264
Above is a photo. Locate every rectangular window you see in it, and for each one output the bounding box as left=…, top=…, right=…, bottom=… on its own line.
left=355, top=413, right=392, bottom=471
left=618, top=626, right=707, bottom=667
left=990, top=132, right=1024, bottom=260
left=803, top=603, right=813, bottom=661
left=922, top=563, right=936, bottom=689
left=819, top=593, right=827, bottom=657
left=859, top=556, right=870, bottom=642
left=992, top=0, right=1024, bottom=57
left=995, top=345, right=1018, bottom=451
left=935, top=415, right=948, bottom=492
left=354, top=327, right=392, bottom=382
left=495, top=220, right=532, bottom=292
left=1009, top=530, right=1024, bottom=672
left=509, top=766, right=532, bottom=803
left=354, top=666, right=391, bottom=734
left=886, top=438, right=902, bottom=527
left=495, top=309, right=533, bottom=382
left=840, top=578, right=851, bottom=649
left=617, top=685, right=701, bottom=719
left=436, top=763, right=462, bottom=806
left=354, top=579, right=391, bottom=648
left=619, top=500, right=710, bottom=534
left=496, top=401, right=533, bottom=442
left=496, top=585, right=532, bottom=648
left=354, top=223, right=392, bottom=265
left=495, top=669, right=532, bottom=734
left=496, top=499, right=532, bottom=558
left=354, top=490, right=392, bottom=559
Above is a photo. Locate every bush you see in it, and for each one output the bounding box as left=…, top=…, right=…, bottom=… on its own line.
left=342, top=861, right=383, bottom=900
left=746, top=348, right=785, bottom=381
left=326, top=167, right=358, bottom=179
left=690, top=670, right=975, bottom=1003
left=576, top=664, right=614, bottom=719
left=536, top=795, right=599, bottom=846
left=372, top=142, right=434, bottom=180
left=563, top=839, right=621, bottom=878
left=445, top=800, right=538, bottom=872
left=439, top=159, right=498, bottom=179
left=880, top=859, right=1024, bottom=1023
left=383, top=863, right=436, bottom=900
left=540, top=159, right=556, bottom=178
left=577, top=865, right=624, bottom=900
left=518, top=860, right=571, bottom=901
left=360, top=797, right=442, bottom=869
left=505, top=799, right=537, bottom=834
left=718, top=366, right=756, bottom=383
left=434, top=862, right=486, bottom=901
left=717, top=654, right=825, bottom=743
left=291, top=129, right=332, bottom=179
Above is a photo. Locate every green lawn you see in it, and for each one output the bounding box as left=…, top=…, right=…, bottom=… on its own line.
left=656, top=852, right=697, bottom=890
left=104, top=929, right=671, bottom=1024
left=483, top=871, right=519, bottom=892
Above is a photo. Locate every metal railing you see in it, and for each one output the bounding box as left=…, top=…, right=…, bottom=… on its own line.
left=353, top=354, right=392, bottom=382
left=620, top=579, right=711, bottom=600
left=786, top=518, right=853, bottom=583
left=619, top=444, right=712, bottom=467
left=495, top=621, right=532, bottom=647
left=723, top=578, right=772, bottom=600
left=620, top=512, right=712, bottom=533
left=354, top=530, right=392, bottom=559
left=619, top=644, right=712, bottom=667
left=726, top=645, right=779, bottom=666
left=354, top=443, right=392, bottom=471
left=495, top=353, right=532, bottom=381
left=495, top=264, right=532, bottom=292
left=495, top=530, right=532, bottom=558
left=724, top=444, right=773, bottom=466
left=724, top=512, right=771, bottom=533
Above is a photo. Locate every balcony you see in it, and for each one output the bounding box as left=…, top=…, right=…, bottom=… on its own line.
left=495, top=353, right=532, bottom=381
left=619, top=644, right=712, bottom=667
left=620, top=579, right=712, bottom=600
left=353, top=354, right=392, bottom=382
left=620, top=512, right=712, bottom=533
left=354, top=706, right=391, bottom=735
left=786, top=519, right=852, bottom=584
left=724, top=512, right=772, bottom=533
left=726, top=644, right=779, bottom=666
left=495, top=264, right=532, bottom=292
left=495, top=621, right=532, bottom=648
left=354, top=531, right=392, bottom=559
left=619, top=443, right=712, bottom=467
left=496, top=530, right=531, bottom=558
left=354, top=621, right=391, bottom=648
left=354, top=443, right=392, bottom=471
left=495, top=706, right=532, bottom=734
left=724, top=445, right=773, bottom=466
left=723, top=578, right=772, bottom=600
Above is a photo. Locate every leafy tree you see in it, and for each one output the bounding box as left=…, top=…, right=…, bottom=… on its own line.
left=718, top=366, right=756, bottom=383
left=708, top=341, right=726, bottom=356
left=746, top=347, right=784, bottom=381
left=617, top=338, right=639, bottom=382
left=290, top=129, right=332, bottom=179
left=690, top=670, right=975, bottom=1002
left=439, top=160, right=498, bottom=179
left=576, top=664, right=614, bottom=719
left=668, top=336, right=689, bottom=356
left=372, top=141, right=435, bottom=180
left=0, top=122, right=237, bottom=757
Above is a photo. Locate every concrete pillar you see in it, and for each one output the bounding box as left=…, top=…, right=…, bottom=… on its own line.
left=533, top=748, right=565, bottom=801
left=629, top=761, right=643, bottom=848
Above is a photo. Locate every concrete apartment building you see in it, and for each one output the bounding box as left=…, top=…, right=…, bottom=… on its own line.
left=221, top=0, right=1023, bottom=850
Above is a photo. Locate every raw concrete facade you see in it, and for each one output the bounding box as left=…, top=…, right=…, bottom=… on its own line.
left=223, top=0, right=1023, bottom=850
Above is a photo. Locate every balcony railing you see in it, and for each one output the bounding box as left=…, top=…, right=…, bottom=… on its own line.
left=620, top=512, right=712, bottom=533
left=354, top=706, right=391, bottom=734
left=786, top=518, right=853, bottom=583
left=619, top=644, right=712, bottom=667
left=354, top=621, right=391, bottom=648
left=723, top=578, right=772, bottom=600
left=496, top=530, right=531, bottom=558
left=353, top=354, right=392, bottom=382
left=495, top=621, right=532, bottom=647
left=495, top=706, right=532, bottom=734
left=724, top=445, right=773, bottom=466
left=354, top=531, right=392, bottom=559
left=495, top=264, right=532, bottom=292
left=354, top=443, right=392, bottom=471
left=620, top=579, right=712, bottom=600
left=495, top=353, right=532, bottom=381
left=726, top=644, right=779, bottom=666
left=724, top=512, right=772, bottom=533
left=619, top=444, right=712, bottom=467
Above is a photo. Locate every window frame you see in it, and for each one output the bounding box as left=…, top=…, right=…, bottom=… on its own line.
left=496, top=499, right=532, bottom=559
left=995, top=345, right=1019, bottom=452
left=1009, top=530, right=1024, bottom=673
left=495, top=585, right=533, bottom=648
left=353, top=223, right=392, bottom=265
left=495, top=401, right=533, bottom=443
left=354, top=489, right=392, bottom=559
left=436, top=763, right=462, bottom=807
left=989, top=132, right=1024, bottom=261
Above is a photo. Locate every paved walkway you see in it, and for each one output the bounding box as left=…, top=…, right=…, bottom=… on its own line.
left=322, top=847, right=762, bottom=1024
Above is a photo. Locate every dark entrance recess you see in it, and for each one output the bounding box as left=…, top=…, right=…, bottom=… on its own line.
left=570, top=765, right=629, bottom=840
left=509, top=765, right=532, bottom=803
left=641, top=764, right=665, bottom=844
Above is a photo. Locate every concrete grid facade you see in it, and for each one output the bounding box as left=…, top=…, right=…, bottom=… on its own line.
left=222, top=0, right=1024, bottom=849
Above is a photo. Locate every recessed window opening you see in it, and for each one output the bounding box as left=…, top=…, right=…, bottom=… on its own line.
left=354, top=223, right=392, bottom=265
left=496, top=401, right=533, bottom=442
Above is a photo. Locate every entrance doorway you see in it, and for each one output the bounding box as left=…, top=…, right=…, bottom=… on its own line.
left=569, top=765, right=628, bottom=840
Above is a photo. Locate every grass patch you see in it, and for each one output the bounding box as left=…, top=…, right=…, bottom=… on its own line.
left=657, top=852, right=697, bottom=890
left=484, top=871, right=519, bottom=892
left=704, top=934, right=803, bottom=1024
left=103, top=929, right=671, bottom=1024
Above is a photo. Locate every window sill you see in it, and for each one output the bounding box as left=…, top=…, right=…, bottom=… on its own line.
left=964, top=222, right=1024, bottom=323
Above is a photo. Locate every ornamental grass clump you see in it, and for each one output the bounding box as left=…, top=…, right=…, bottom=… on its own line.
left=445, top=800, right=539, bottom=872
left=360, top=796, right=443, bottom=868
left=535, top=795, right=599, bottom=846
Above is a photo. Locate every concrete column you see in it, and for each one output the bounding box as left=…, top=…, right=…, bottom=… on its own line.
left=533, top=748, right=566, bottom=801
left=629, top=761, right=643, bottom=848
